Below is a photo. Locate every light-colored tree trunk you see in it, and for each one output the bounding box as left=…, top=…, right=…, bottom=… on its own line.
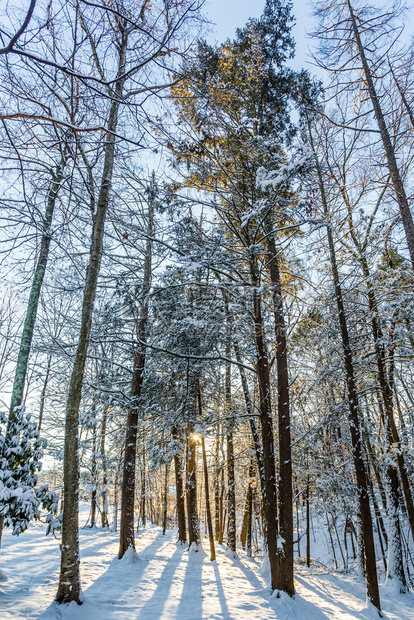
left=56, top=33, right=128, bottom=604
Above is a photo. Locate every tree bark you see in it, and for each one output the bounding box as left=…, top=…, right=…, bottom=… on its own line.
left=173, top=426, right=186, bottom=543
left=309, top=124, right=381, bottom=613
left=265, top=218, right=294, bottom=595
left=347, top=0, right=414, bottom=272
left=38, top=354, right=52, bottom=432
left=101, top=406, right=109, bottom=528
left=201, top=435, right=216, bottom=561
left=186, top=426, right=201, bottom=548
left=118, top=184, right=153, bottom=558
left=224, top=302, right=236, bottom=555
left=248, top=250, right=279, bottom=592
left=56, top=34, right=127, bottom=604
left=8, top=151, right=67, bottom=426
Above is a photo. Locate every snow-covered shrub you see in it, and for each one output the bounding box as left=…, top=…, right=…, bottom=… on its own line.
left=0, top=406, right=59, bottom=536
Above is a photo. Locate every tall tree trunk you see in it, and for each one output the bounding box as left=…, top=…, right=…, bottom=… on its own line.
left=265, top=218, right=294, bottom=595
left=306, top=477, right=311, bottom=568
left=347, top=0, right=414, bottom=272
left=56, top=36, right=127, bottom=604
left=8, top=151, right=67, bottom=426
left=90, top=415, right=97, bottom=528
left=141, top=446, right=146, bottom=528
left=162, top=463, right=168, bottom=536
left=172, top=426, right=186, bottom=543
left=38, top=354, right=52, bottom=432
left=233, top=342, right=265, bottom=495
left=118, top=186, right=154, bottom=558
left=248, top=250, right=279, bottom=592
left=309, top=126, right=381, bottom=613
left=359, top=255, right=414, bottom=544
left=101, top=406, right=109, bottom=528
left=201, top=435, right=216, bottom=561
left=186, top=425, right=201, bottom=548
left=224, top=301, right=236, bottom=555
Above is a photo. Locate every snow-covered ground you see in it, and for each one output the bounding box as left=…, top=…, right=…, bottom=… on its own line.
left=1, top=505, right=414, bottom=619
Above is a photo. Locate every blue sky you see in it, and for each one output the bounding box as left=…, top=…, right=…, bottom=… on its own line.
left=204, top=0, right=315, bottom=70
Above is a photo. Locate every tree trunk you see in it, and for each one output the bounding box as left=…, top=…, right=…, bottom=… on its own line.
left=186, top=427, right=201, bottom=548
left=90, top=417, right=97, bottom=528
left=38, top=354, right=52, bottom=432
left=234, top=342, right=265, bottom=495
left=8, top=151, right=67, bottom=427
left=101, top=406, right=109, bottom=528
left=201, top=436, right=216, bottom=561
left=248, top=250, right=279, bottom=592
left=56, top=36, right=127, bottom=604
left=347, top=0, right=414, bottom=272
left=224, top=304, right=236, bottom=556
left=162, top=463, right=168, bottom=536
left=360, top=255, right=414, bottom=544
left=173, top=426, right=186, bottom=543
left=309, top=126, right=381, bottom=613
left=266, top=218, right=294, bottom=595
left=306, top=478, right=311, bottom=568
left=118, top=186, right=154, bottom=558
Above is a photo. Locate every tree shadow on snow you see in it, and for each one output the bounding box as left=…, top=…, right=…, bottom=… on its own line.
left=212, top=561, right=231, bottom=618
left=136, top=543, right=187, bottom=619
left=78, top=531, right=173, bottom=608
left=233, top=558, right=330, bottom=619
left=175, top=552, right=204, bottom=619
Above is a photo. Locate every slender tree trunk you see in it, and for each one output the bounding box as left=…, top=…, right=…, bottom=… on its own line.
left=306, top=478, right=311, bottom=568
left=90, top=418, right=97, bottom=528
left=201, top=436, right=216, bottom=561
left=162, top=463, right=168, bottom=536
left=56, top=36, right=127, bottom=604
left=101, top=406, right=109, bottom=528
left=186, top=426, right=201, bottom=548
left=8, top=151, right=67, bottom=427
left=214, top=429, right=221, bottom=542
left=38, top=354, right=52, bottom=432
left=224, top=302, right=236, bottom=555
left=118, top=189, right=154, bottom=558
left=234, top=343, right=265, bottom=495
left=347, top=0, right=414, bottom=272
left=309, top=127, right=381, bottom=613
left=141, top=447, right=146, bottom=528
left=173, top=426, right=186, bottom=543
left=248, top=250, right=279, bottom=591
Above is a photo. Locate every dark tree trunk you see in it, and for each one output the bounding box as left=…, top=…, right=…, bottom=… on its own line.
left=162, top=463, right=168, bottom=536
left=90, top=416, right=97, bottom=529
left=186, top=427, right=201, bottom=548
left=201, top=436, right=216, bottom=561
left=101, top=406, right=109, bottom=528
left=141, top=448, right=146, bottom=528
left=118, top=191, right=153, bottom=558
left=309, top=126, right=381, bottom=613
left=214, top=429, right=221, bottom=542
left=306, top=478, right=311, bottom=568
left=173, top=426, right=186, bottom=544
left=234, top=342, right=266, bottom=495
left=347, top=0, right=414, bottom=272
left=265, top=219, right=294, bottom=595
left=224, top=305, right=236, bottom=555
left=248, top=250, right=279, bottom=591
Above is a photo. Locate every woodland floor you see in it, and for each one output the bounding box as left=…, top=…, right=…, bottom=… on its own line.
left=1, top=504, right=414, bottom=619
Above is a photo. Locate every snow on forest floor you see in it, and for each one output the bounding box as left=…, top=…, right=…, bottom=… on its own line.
left=1, top=507, right=414, bottom=619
